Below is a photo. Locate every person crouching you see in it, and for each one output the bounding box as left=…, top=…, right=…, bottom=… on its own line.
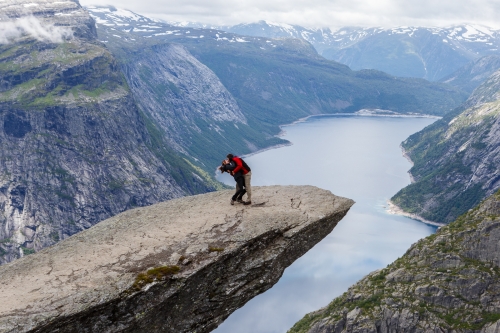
left=227, top=153, right=252, bottom=205
left=218, top=158, right=247, bottom=205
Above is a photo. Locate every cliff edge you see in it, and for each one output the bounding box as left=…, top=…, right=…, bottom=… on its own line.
left=0, top=185, right=354, bottom=333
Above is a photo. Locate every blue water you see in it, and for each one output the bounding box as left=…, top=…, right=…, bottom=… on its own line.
left=213, top=115, right=437, bottom=333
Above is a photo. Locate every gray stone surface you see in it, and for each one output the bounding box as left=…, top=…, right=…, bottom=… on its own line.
left=0, top=185, right=354, bottom=333
left=120, top=42, right=249, bottom=154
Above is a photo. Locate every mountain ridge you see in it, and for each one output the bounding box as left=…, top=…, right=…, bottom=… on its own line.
left=390, top=68, right=500, bottom=223
left=211, top=20, right=500, bottom=81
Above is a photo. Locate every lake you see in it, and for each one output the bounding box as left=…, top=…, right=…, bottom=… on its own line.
left=214, top=115, right=437, bottom=333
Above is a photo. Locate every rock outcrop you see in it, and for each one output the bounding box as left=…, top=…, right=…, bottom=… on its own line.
left=0, top=185, right=354, bottom=333
left=289, top=190, right=500, bottom=333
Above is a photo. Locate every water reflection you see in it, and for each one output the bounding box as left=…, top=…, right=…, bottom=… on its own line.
left=214, top=116, right=437, bottom=333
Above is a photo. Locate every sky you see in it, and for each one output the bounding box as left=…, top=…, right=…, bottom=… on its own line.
left=78, top=0, right=500, bottom=29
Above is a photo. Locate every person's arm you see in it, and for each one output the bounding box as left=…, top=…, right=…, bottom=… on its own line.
left=232, top=158, right=243, bottom=174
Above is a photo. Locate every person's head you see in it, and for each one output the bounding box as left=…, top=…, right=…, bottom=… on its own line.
left=226, top=153, right=234, bottom=161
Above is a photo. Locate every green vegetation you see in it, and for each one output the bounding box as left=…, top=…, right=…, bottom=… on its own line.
left=391, top=100, right=499, bottom=223
left=138, top=110, right=220, bottom=194
left=49, top=231, right=60, bottom=242
left=183, top=159, right=229, bottom=191
left=132, top=265, right=180, bottom=290
left=20, top=246, right=35, bottom=256
left=208, top=246, right=224, bottom=252
left=0, top=40, right=122, bottom=108
left=0, top=238, right=12, bottom=244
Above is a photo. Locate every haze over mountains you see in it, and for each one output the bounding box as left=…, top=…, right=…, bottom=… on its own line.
left=171, top=19, right=500, bottom=82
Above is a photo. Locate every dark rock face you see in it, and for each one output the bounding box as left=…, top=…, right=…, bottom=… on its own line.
left=391, top=69, right=500, bottom=223
left=289, top=191, right=500, bottom=333
left=0, top=186, right=354, bottom=333
left=4, top=111, right=32, bottom=138
left=0, top=0, right=214, bottom=264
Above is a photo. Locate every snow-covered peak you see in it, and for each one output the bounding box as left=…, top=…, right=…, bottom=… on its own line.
left=86, top=6, right=159, bottom=27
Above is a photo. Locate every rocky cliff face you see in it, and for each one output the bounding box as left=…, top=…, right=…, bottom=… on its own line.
left=0, top=0, right=214, bottom=264
left=115, top=41, right=280, bottom=168
left=289, top=190, right=500, bottom=333
left=0, top=185, right=354, bottom=333
left=391, top=69, right=500, bottom=223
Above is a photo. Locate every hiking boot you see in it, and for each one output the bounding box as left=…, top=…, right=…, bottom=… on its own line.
left=230, top=199, right=235, bottom=205
left=243, top=201, right=252, bottom=205
left=237, top=199, right=245, bottom=204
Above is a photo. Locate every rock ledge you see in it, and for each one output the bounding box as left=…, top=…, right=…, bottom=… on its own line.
left=0, top=185, right=353, bottom=333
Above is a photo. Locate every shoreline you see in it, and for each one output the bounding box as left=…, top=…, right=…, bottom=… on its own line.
left=386, top=200, right=446, bottom=227
left=276, top=111, right=441, bottom=137
left=242, top=142, right=293, bottom=158
left=399, top=144, right=416, bottom=183
left=390, top=143, right=442, bottom=226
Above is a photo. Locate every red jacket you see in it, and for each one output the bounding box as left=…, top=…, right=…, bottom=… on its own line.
left=232, top=156, right=250, bottom=175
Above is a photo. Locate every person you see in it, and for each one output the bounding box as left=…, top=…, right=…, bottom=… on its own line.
left=219, top=158, right=247, bottom=205
left=227, top=154, right=252, bottom=205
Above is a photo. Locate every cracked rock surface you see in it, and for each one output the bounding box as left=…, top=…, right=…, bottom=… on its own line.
left=0, top=185, right=353, bottom=333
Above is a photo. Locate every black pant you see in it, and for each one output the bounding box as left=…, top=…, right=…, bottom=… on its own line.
left=232, top=176, right=246, bottom=201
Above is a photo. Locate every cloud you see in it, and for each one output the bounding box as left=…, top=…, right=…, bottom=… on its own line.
left=79, top=0, right=500, bottom=29
left=0, top=16, right=73, bottom=44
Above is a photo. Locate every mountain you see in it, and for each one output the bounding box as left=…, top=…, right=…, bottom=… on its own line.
left=0, top=0, right=215, bottom=264
left=227, top=20, right=334, bottom=50
left=88, top=6, right=467, bottom=134
left=289, top=190, right=500, bottom=333
left=390, top=69, right=500, bottom=224
left=219, top=21, right=500, bottom=81
left=112, top=41, right=276, bottom=169
left=440, top=55, right=500, bottom=93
